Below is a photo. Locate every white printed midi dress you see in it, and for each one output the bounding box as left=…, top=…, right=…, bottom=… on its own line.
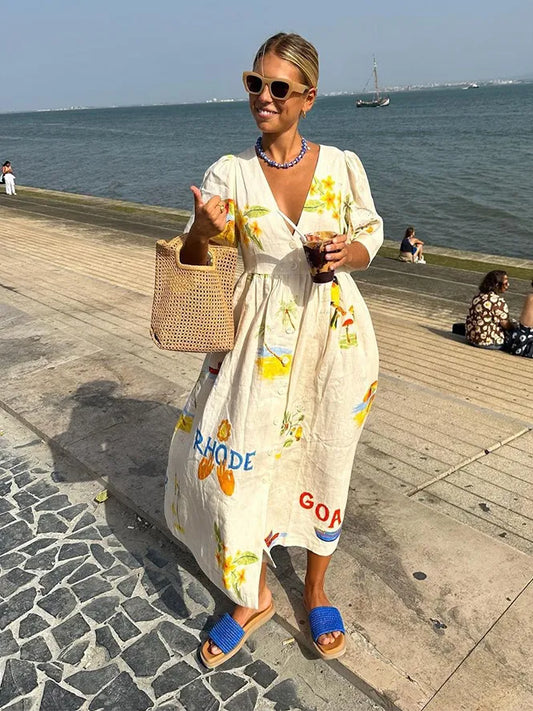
left=165, top=145, right=383, bottom=608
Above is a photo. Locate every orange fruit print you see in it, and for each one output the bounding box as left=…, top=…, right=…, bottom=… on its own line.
left=217, top=461, right=235, bottom=496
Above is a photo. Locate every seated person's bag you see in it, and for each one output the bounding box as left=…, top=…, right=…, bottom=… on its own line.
left=150, top=236, right=237, bottom=352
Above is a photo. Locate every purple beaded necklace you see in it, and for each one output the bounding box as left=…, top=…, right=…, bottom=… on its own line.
left=255, top=136, right=308, bottom=169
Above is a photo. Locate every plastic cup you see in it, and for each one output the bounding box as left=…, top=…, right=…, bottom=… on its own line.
left=302, top=231, right=336, bottom=283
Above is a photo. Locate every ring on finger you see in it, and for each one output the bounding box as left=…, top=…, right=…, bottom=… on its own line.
left=217, top=201, right=225, bottom=213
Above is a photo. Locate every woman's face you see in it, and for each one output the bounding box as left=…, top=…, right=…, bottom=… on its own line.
left=249, top=52, right=316, bottom=135
left=499, top=275, right=510, bottom=293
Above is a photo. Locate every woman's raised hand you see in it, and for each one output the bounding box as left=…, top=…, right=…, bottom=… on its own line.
left=188, top=185, right=227, bottom=242
left=325, top=233, right=349, bottom=269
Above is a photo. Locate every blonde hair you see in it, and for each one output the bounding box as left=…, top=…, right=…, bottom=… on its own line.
left=253, top=33, right=319, bottom=88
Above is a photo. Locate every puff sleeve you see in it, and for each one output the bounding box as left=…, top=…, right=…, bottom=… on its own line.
left=184, top=154, right=237, bottom=247
left=343, top=150, right=383, bottom=267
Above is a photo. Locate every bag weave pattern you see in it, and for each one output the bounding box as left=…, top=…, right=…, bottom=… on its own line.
left=150, top=236, right=237, bottom=352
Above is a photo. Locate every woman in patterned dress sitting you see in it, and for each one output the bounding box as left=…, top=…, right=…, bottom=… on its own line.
left=465, top=270, right=514, bottom=349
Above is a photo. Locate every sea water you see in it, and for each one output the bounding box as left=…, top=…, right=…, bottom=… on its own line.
left=0, top=83, right=532, bottom=258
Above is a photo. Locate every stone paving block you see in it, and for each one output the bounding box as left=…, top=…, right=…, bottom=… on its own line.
left=0, top=629, right=19, bottom=657
left=57, top=542, right=89, bottom=560
left=24, top=549, right=57, bottom=571
left=19, top=636, right=52, bottom=662
left=264, top=679, right=309, bottom=711
left=0, top=588, right=37, bottom=630
left=88, top=671, right=152, bottom=711
left=38, top=662, right=64, bottom=683
left=0, top=511, right=16, bottom=528
left=40, top=560, right=84, bottom=595
left=82, top=596, right=121, bottom=623
left=209, top=671, right=247, bottom=701
left=0, top=659, right=38, bottom=708
left=121, top=630, right=169, bottom=676
left=58, top=640, right=90, bottom=666
left=37, top=587, right=77, bottom=619
left=95, top=626, right=121, bottom=660
left=35, top=494, right=71, bottom=511
left=39, top=680, right=84, bottom=711
left=157, top=621, right=198, bottom=656
left=18, top=613, right=50, bottom=639
left=117, top=575, right=138, bottom=597
left=145, top=547, right=168, bottom=568
left=152, top=660, right=199, bottom=698
left=58, top=504, right=87, bottom=522
left=13, top=491, right=38, bottom=509
left=67, top=562, right=100, bottom=584
left=65, top=664, right=120, bottom=695
left=72, top=512, right=96, bottom=532
left=37, top=512, right=68, bottom=534
left=90, top=543, right=116, bottom=569
left=20, top=538, right=56, bottom=557
left=51, top=613, right=90, bottom=649
left=0, top=567, right=36, bottom=597
left=26, top=480, right=59, bottom=500
left=101, top=563, right=129, bottom=581
left=178, top=678, right=220, bottom=711
left=243, top=659, right=279, bottom=688
left=67, top=525, right=102, bottom=540
left=71, top=574, right=113, bottom=602
left=0, top=520, right=33, bottom=556
left=225, top=686, right=258, bottom=711
left=153, top=585, right=189, bottom=619
left=121, top=596, right=162, bottom=622
left=0, top=552, right=26, bottom=570
left=109, top=612, right=141, bottom=642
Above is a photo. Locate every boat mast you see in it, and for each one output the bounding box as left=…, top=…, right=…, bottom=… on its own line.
left=373, top=56, right=380, bottom=100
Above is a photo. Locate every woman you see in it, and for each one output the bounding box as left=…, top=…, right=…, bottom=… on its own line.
left=2, top=161, right=16, bottom=196
left=465, top=270, right=513, bottom=349
left=399, top=226, right=425, bottom=263
left=502, top=279, right=533, bottom=358
left=165, top=33, right=383, bottom=666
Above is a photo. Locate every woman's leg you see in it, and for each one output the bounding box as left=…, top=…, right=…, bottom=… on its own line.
left=304, top=551, right=342, bottom=646
left=209, top=560, right=271, bottom=654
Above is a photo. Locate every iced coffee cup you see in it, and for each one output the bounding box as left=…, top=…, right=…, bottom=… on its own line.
left=302, top=231, right=336, bottom=283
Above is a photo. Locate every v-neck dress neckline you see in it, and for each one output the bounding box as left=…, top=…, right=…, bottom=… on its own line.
left=254, top=145, right=322, bottom=237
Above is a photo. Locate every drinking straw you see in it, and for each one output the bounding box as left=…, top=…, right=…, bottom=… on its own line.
left=276, top=209, right=307, bottom=245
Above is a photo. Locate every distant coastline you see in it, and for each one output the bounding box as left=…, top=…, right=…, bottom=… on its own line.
left=1, top=76, right=531, bottom=115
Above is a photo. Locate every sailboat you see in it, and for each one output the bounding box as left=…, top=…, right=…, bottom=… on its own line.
left=356, top=57, right=390, bottom=108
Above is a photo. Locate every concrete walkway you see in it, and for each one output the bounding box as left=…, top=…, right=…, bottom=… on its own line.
left=1, top=188, right=532, bottom=711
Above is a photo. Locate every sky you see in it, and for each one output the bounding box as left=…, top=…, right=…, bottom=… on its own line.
left=1, top=0, right=532, bottom=112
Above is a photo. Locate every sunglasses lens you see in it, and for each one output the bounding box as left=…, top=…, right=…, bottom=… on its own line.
left=270, top=81, right=290, bottom=99
left=245, top=75, right=263, bottom=94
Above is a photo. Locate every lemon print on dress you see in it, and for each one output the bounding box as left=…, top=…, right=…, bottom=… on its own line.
left=352, top=381, right=378, bottom=427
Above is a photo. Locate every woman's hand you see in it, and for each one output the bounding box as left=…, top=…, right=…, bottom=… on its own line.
left=187, top=185, right=227, bottom=243
left=325, top=233, right=349, bottom=270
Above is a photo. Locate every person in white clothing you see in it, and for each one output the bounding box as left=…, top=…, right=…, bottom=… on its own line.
left=2, top=161, right=16, bottom=195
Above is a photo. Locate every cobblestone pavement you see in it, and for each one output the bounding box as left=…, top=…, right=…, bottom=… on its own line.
left=0, top=411, right=382, bottom=711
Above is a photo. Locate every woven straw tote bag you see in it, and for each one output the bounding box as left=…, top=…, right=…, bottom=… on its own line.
left=150, top=236, right=237, bottom=352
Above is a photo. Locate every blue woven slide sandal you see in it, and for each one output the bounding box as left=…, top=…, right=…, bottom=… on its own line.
left=308, top=606, right=346, bottom=659
left=200, top=603, right=275, bottom=669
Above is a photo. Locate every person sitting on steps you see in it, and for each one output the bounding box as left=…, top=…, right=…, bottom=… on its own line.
left=399, top=226, right=425, bottom=263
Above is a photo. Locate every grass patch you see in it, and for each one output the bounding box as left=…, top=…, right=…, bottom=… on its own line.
left=378, top=245, right=533, bottom=281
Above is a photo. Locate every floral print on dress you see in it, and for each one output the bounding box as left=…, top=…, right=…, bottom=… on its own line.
left=214, top=522, right=259, bottom=599
left=330, top=278, right=358, bottom=348
left=352, top=381, right=378, bottom=427
left=280, top=409, right=304, bottom=448
left=304, top=175, right=342, bottom=221
left=236, top=204, right=268, bottom=250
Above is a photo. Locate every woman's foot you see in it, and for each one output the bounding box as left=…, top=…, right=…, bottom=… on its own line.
left=208, top=586, right=273, bottom=655
left=303, top=587, right=342, bottom=646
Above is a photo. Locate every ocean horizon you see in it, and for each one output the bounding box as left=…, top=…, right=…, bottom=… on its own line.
left=1, top=83, right=532, bottom=259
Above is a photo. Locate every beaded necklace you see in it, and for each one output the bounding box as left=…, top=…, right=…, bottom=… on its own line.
left=255, top=136, right=308, bottom=169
